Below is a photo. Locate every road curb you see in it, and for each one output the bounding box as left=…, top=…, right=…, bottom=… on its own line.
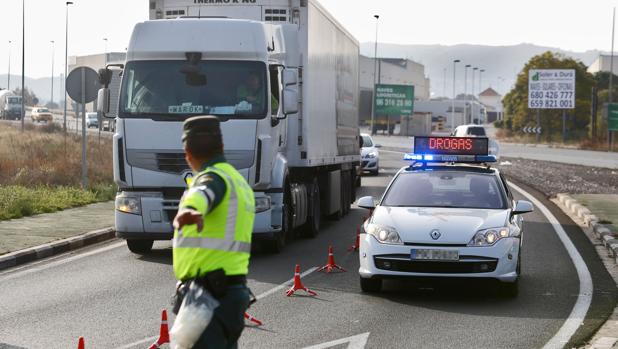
left=556, top=194, right=618, bottom=261
left=0, top=227, right=115, bottom=271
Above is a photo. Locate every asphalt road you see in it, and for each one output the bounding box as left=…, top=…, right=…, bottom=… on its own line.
left=0, top=151, right=616, bottom=349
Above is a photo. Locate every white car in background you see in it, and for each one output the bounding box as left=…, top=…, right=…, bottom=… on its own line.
left=452, top=125, right=500, bottom=159
left=361, top=133, right=381, bottom=176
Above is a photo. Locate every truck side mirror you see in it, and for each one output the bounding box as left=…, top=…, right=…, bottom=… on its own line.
left=282, top=88, right=298, bottom=116
left=97, top=88, right=111, bottom=117
left=282, top=69, right=298, bottom=86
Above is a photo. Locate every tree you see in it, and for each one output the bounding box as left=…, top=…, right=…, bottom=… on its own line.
left=502, top=52, right=595, bottom=142
left=12, top=87, right=40, bottom=107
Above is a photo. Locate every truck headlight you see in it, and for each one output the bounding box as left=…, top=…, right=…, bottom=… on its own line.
left=255, top=197, right=271, bottom=213
left=116, top=196, right=141, bottom=215
left=365, top=223, right=403, bottom=245
left=468, top=227, right=511, bottom=247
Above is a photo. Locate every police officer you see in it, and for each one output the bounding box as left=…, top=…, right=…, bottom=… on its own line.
left=173, top=115, right=255, bottom=348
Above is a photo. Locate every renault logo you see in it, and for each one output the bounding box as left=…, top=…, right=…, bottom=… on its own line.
left=430, top=230, right=441, bottom=240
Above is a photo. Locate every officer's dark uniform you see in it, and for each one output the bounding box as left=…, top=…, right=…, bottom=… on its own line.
left=173, top=116, right=255, bottom=348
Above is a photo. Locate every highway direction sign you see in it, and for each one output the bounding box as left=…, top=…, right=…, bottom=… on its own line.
left=374, top=84, right=414, bottom=117
left=522, top=126, right=542, bottom=134
left=528, top=69, right=576, bottom=110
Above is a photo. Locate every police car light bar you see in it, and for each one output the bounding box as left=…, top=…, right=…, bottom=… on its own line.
left=404, top=136, right=496, bottom=163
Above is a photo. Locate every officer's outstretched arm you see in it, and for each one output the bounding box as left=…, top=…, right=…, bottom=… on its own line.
left=174, top=209, right=204, bottom=232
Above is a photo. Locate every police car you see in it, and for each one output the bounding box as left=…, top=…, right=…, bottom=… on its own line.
left=356, top=136, right=534, bottom=296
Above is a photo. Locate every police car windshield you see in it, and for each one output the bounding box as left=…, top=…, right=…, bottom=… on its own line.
left=382, top=171, right=507, bottom=209
left=119, top=60, right=268, bottom=120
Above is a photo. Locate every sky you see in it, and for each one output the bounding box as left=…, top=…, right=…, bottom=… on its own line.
left=0, top=0, right=616, bottom=79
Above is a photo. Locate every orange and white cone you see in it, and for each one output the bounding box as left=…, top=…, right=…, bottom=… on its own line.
left=317, top=246, right=346, bottom=273
left=148, top=309, right=170, bottom=349
left=286, top=264, right=317, bottom=297
left=77, top=337, right=85, bottom=349
left=348, top=228, right=360, bottom=252
left=244, top=312, right=263, bottom=326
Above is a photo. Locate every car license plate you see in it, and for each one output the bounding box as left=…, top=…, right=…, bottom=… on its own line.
left=411, top=249, right=459, bottom=261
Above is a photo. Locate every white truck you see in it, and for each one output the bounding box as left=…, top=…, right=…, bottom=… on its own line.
left=98, top=0, right=360, bottom=254
left=0, top=90, right=23, bottom=120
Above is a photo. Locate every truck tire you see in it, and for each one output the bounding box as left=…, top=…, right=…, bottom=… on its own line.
left=341, top=171, right=350, bottom=216
left=300, top=179, right=321, bottom=238
left=126, top=239, right=154, bottom=254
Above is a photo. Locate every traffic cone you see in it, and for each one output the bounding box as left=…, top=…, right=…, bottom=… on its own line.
left=317, top=246, right=346, bottom=273
left=77, top=337, right=85, bottom=349
left=244, top=312, right=263, bottom=326
left=348, top=228, right=360, bottom=252
left=286, top=264, right=317, bottom=297
left=148, top=309, right=170, bottom=349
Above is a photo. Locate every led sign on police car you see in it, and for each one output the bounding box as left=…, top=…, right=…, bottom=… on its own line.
left=414, top=137, right=489, bottom=156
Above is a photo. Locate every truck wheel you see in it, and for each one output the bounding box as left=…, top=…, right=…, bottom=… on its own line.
left=126, top=239, right=153, bottom=254
left=300, top=179, right=321, bottom=238
left=341, top=171, right=350, bottom=216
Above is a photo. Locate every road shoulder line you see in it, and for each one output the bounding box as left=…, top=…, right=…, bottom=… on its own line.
left=509, top=182, right=593, bottom=349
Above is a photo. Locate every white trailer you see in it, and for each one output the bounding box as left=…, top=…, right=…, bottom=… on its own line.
left=98, top=0, right=360, bottom=253
left=0, top=90, right=22, bottom=120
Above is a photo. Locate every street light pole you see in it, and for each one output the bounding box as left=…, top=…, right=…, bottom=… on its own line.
left=103, top=38, right=108, bottom=65
left=21, top=0, right=25, bottom=132
left=464, top=64, right=471, bottom=124
left=370, top=14, right=380, bottom=136
left=479, top=69, right=485, bottom=95
left=610, top=7, right=616, bottom=150
left=50, top=40, right=55, bottom=108
left=7, top=41, right=11, bottom=91
left=64, top=1, right=73, bottom=133
left=451, top=59, right=460, bottom=131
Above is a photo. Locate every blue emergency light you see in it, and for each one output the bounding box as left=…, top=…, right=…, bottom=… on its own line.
left=404, top=137, right=496, bottom=164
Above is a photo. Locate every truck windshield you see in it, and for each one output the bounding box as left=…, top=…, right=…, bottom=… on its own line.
left=119, top=60, right=268, bottom=120
left=7, top=97, right=20, bottom=104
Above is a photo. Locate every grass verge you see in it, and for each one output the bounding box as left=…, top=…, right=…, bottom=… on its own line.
left=0, top=184, right=116, bottom=220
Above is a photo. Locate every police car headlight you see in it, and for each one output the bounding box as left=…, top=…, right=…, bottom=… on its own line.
left=365, top=223, right=403, bottom=245
left=116, top=196, right=141, bottom=215
left=255, top=197, right=271, bottom=213
left=468, top=227, right=511, bottom=247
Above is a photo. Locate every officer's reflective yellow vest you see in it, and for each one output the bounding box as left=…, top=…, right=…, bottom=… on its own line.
left=173, top=162, right=255, bottom=281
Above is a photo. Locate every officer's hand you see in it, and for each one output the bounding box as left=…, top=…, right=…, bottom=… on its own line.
left=173, top=209, right=204, bottom=232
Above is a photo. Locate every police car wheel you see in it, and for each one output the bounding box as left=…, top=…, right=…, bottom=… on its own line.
left=360, top=277, right=382, bottom=293
left=126, top=239, right=154, bottom=254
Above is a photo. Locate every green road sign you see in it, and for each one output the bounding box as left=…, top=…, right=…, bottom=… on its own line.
left=374, top=84, right=415, bottom=117
left=609, top=104, right=618, bottom=131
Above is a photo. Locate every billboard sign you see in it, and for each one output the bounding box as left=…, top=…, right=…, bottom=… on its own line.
left=374, top=84, right=415, bottom=117
left=528, top=69, right=576, bottom=109
left=608, top=103, right=618, bottom=131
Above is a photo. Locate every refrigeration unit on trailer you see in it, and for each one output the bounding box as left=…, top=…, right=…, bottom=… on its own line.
left=98, top=0, right=361, bottom=253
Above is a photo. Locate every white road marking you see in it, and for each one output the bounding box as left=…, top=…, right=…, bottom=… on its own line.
left=0, top=241, right=125, bottom=283
left=509, top=182, right=593, bottom=349
left=255, top=266, right=319, bottom=300
left=302, top=332, right=370, bottom=349
left=114, top=267, right=320, bottom=348
left=113, top=336, right=158, bottom=349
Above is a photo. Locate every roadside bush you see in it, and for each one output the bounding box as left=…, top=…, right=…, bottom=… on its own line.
left=494, top=120, right=504, bottom=129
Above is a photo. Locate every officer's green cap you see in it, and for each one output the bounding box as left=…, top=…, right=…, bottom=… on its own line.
left=182, top=115, right=222, bottom=142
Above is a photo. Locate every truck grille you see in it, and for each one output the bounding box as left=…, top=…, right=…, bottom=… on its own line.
left=156, top=153, right=189, bottom=173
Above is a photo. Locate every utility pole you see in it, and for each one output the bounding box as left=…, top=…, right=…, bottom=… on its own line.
left=370, top=14, right=380, bottom=136
left=443, top=68, right=447, bottom=98
left=452, top=59, right=460, bottom=131
left=64, top=1, right=74, bottom=133
left=7, top=41, right=11, bottom=91
left=21, top=0, right=25, bottom=132
left=50, top=40, right=55, bottom=108
left=610, top=7, right=616, bottom=151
